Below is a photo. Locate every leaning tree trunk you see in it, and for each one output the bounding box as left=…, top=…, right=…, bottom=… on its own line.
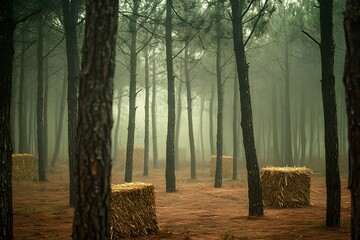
left=63, top=0, right=80, bottom=206
left=344, top=1, right=360, bottom=237
left=125, top=0, right=139, bottom=183
left=184, top=44, right=196, bottom=179
left=214, top=2, right=223, bottom=188
left=0, top=2, right=15, bottom=238
left=319, top=0, right=341, bottom=227
left=73, top=0, right=118, bottom=238
left=165, top=0, right=176, bottom=192
left=230, top=0, right=263, bottom=216
left=37, top=16, right=46, bottom=182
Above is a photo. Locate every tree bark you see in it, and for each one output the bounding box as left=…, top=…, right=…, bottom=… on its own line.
left=343, top=0, right=360, bottom=238
left=319, top=0, right=341, bottom=227
left=125, top=0, right=139, bottom=183
left=151, top=52, right=159, bottom=169
left=63, top=0, right=80, bottom=205
left=165, top=0, right=176, bottom=192
left=18, top=26, right=28, bottom=153
left=73, top=0, right=118, bottom=238
left=214, top=2, right=223, bottom=188
left=37, top=16, right=46, bottom=182
left=184, top=44, right=196, bottom=179
left=0, top=1, right=15, bottom=238
left=230, top=0, right=263, bottom=216
left=143, top=40, right=150, bottom=177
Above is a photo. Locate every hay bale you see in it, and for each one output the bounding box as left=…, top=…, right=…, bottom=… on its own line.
left=209, top=155, right=233, bottom=178
left=260, top=166, right=312, bottom=208
left=12, top=154, right=35, bottom=181
left=110, top=182, right=159, bottom=238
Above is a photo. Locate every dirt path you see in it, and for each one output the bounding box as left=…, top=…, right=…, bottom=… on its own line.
left=13, top=162, right=351, bottom=239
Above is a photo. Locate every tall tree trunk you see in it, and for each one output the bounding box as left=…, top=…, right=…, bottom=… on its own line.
left=175, top=66, right=182, bottom=167
left=184, top=45, right=196, bottom=179
left=308, top=99, right=315, bottom=162
left=319, top=0, right=341, bottom=227
left=0, top=1, right=15, bottom=238
left=230, top=0, right=263, bottom=216
left=44, top=57, right=49, bottom=169
left=125, top=0, right=139, bottom=183
left=63, top=0, right=80, bottom=205
left=151, top=52, right=159, bottom=169
left=233, top=67, right=239, bottom=180
left=143, top=41, right=150, bottom=177
left=113, top=85, right=123, bottom=163
left=200, top=91, right=205, bottom=163
left=214, top=2, right=223, bottom=188
left=343, top=1, right=360, bottom=237
left=37, top=16, right=46, bottom=182
left=73, top=0, right=118, bottom=238
left=165, top=0, right=176, bottom=192
left=18, top=26, right=28, bottom=153
left=284, top=40, right=293, bottom=166
left=272, top=84, right=280, bottom=165
left=51, top=70, right=67, bottom=168
left=209, top=80, right=215, bottom=156
left=300, top=91, right=307, bottom=165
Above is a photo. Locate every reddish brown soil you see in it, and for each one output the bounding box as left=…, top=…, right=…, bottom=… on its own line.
left=13, top=162, right=351, bottom=240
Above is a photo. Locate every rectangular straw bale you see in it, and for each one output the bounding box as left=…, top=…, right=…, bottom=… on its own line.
left=209, top=155, right=233, bottom=178
left=12, top=154, right=35, bottom=181
left=260, top=167, right=312, bottom=208
left=110, top=182, right=159, bottom=238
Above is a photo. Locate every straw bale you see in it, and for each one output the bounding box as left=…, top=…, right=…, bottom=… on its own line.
left=12, top=154, right=35, bottom=181
left=260, top=166, right=312, bottom=208
left=209, top=155, right=233, bottom=178
left=110, top=182, right=159, bottom=238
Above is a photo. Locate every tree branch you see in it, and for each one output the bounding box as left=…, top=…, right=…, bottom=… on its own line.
left=301, top=30, right=320, bottom=46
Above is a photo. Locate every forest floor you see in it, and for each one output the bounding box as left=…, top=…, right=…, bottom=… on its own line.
left=13, top=160, right=351, bottom=240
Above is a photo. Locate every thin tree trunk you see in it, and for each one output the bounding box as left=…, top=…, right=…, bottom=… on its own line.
left=214, top=2, right=223, bottom=188
left=209, top=80, right=215, bottom=156
left=272, top=84, right=280, bottom=165
left=143, top=41, right=150, bottom=177
left=184, top=44, right=196, bottom=179
left=200, top=91, right=205, bottom=164
left=113, top=85, right=123, bottom=163
left=151, top=52, right=159, bottom=169
left=125, top=0, right=139, bottom=183
left=51, top=70, right=67, bottom=168
left=230, top=0, right=263, bottom=216
left=165, top=0, right=176, bottom=192
left=308, top=99, right=315, bottom=162
left=63, top=0, right=80, bottom=205
left=300, top=91, right=307, bottom=165
left=18, top=26, right=28, bottom=153
left=284, top=40, right=293, bottom=166
left=37, top=16, right=46, bottom=182
left=175, top=66, right=183, bottom=167
left=343, top=1, right=360, bottom=236
left=233, top=67, right=239, bottom=180
left=44, top=57, right=49, bottom=169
